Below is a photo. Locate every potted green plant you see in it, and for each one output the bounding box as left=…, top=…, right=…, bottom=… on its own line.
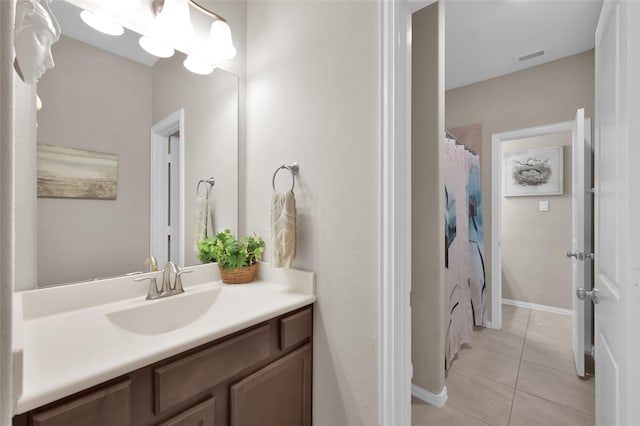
left=198, top=229, right=265, bottom=284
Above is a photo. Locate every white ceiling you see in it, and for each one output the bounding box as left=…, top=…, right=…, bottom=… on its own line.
left=445, top=0, right=604, bottom=90
left=51, top=0, right=158, bottom=67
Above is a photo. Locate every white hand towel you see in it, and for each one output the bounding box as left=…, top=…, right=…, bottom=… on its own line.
left=271, top=190, right=297, bottom=268
left=194, top=196, right=214, bottom=252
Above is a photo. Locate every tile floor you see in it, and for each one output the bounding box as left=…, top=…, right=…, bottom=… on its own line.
left=412, top=305, right=595, bottom=426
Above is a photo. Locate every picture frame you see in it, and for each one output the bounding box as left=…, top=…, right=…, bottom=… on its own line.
left=37, top=144, right=118, bottom=199
left=503, top=146, right=563, bottom=197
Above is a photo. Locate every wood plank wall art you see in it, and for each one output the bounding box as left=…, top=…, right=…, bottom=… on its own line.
left=37, top=144, right=118, bottom=199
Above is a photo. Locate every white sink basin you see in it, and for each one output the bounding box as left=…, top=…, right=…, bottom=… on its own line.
left=106, top=288, right=221, bottom=335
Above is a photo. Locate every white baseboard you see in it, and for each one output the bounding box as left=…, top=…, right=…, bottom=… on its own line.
left=411, top=384, right=448, bottom=407
left=502, top=298, right=573, bottom=316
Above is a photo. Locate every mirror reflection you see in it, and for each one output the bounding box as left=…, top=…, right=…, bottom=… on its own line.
left=36, top=0, right=238, bottom=287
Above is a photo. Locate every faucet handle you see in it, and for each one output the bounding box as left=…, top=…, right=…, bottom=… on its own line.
left=173, top=270, right=193, bottom=294
left=134, top=276, right=161, bottom=300
left=145, top=255, right=159, bottom=272
left=162, top=261, right=179, bottom=294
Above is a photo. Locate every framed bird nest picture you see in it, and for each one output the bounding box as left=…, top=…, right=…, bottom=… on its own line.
left=503, top=146, right=563, bottom=197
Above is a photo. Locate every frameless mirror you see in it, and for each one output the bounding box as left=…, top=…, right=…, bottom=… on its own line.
left=36, top=0, right=238, bottom=286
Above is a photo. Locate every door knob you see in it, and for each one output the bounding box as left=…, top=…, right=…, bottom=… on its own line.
left=577, top=287, right=600, bottom=304
left=567, top=251, right=585, bottom=260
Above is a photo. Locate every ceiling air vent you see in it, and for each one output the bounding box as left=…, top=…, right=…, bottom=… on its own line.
left=516, top=49, right=545, bottom=62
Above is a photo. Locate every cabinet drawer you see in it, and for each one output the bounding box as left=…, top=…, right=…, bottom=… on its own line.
left=280, top=307, right=312, bottom=351
left=154, top=324, right=271, bottom=414
left=157, top=397, right=216, bottom=426
left=31, top=379, right=131, bottom=426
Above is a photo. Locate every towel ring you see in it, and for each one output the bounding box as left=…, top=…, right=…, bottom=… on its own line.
left=197, top=177, right=215, bottom=198
left=272, top=162, right=299, bottom=192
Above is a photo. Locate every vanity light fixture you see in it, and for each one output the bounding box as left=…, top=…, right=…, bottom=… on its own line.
left=140, top=0, right=235, bottom=73
left=208, top=20, right=236, bottom=62
left=79, top=10, right=124, bottom=36
left=183, top=55, right=216, bottom=75
left=139, top=36, right=175, bottom=58
left=139, top=0, right=194, bottom=59
left=182, top=16, right=236, bottom=74
left=190, top=1, right=236, bottom=62
left=113, top=0, right=142, bottom=13
left=155, top=0, right=195, bottom=42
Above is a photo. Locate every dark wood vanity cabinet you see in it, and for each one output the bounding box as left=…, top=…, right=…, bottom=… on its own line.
left=230, top=344, right=311, bottom=426
left=13, top=305, right=313, bottom=426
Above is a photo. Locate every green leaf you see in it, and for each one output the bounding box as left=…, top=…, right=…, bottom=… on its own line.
left=198, top=230, right=265, bottom=270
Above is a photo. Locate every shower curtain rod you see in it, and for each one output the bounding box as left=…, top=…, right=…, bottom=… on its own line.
left=445, top=129, right=477, bottom=155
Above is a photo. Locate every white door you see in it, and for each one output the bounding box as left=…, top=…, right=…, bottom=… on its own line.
left=569, top=108, right=591, bottom=378
left=594, top=1, right=640, bottom=424
left=150, top=111, right=184, bottom=269
left=153, top=133, right=182, bottom=266
left=167, top=134, right=181, bottom=263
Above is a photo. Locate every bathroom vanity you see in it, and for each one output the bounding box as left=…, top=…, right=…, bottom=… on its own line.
left=11, top=264, right=315, bottom=426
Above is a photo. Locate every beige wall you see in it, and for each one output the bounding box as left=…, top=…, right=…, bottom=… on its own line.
left=502, top=133, right=573, bottom=309
left=37, top=36, right=152, bottom=286
left=14, top=78, right=37, bottom=292
left=245, top=1, right=379, bottom=424
left=198, top=0, right=248, bottom=235
left=152, top=58, right=239, bottom=266
left=446, top=50, right=595, bottom=316
left=411, top=2, right=446, bottom=396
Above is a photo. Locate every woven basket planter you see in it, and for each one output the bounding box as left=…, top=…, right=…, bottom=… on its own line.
left=219, top=262, right=260, bottom=284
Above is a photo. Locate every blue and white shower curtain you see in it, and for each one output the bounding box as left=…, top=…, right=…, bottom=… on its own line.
left=444, top=138, right=486, bottom=368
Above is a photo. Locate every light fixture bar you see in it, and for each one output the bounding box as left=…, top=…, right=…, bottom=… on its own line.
left=188, top=0, right=227, bottom=23
left=151, top=0, right=227, bottom=22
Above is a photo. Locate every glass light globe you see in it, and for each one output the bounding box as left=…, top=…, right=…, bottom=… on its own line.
left=183, top=55, right=215, bottom=75
left=80, top=10, right=124, bottom=36
left=139, top=36, right=175, bottom=58
left=157, top=0, right=194, bottom=42
left=208, top=20, right=236, bottom=62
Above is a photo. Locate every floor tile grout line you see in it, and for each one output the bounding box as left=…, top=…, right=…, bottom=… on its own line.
left=442, top=398, right=499, bottom=426
left=518, top=357, right=583, bottom=377
left=467, top=343, right=523, bottom=360
left=515, top=388, right=597, bottom=420
left=447, top=364, right=518, bottom=394
left=508, top=308, right=531, bottom=425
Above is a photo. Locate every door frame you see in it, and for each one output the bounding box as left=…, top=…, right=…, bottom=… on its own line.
left=378, top=0, right=436, bottom=424
left=0, top=1, right=15, bottom=423
left=150, top=109, right=185, bottom=268
left=490, top=120, right=584, bottom=331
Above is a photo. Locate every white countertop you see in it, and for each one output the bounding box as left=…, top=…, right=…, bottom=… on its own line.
left=12, top=263, right=316, bottom=414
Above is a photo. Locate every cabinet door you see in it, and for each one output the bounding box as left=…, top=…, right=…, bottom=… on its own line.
left=157, top=397, right=216, bottom=426
left=230, top=344, right=311, bottom=426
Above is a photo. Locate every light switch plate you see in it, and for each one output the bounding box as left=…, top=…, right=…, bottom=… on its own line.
left=539, top=200, right=549, bottom=212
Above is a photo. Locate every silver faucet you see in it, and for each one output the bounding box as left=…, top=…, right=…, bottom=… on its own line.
left=162, top=261, right=179, bottom=295
left=134, top=261, right=192, bottom=300
left=134, top=274, right=162, bottom=300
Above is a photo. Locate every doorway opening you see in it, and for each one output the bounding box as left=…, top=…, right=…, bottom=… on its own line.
left=150, top=109, right=185, bottom=268
left=491, top=115, right=593, bottom=379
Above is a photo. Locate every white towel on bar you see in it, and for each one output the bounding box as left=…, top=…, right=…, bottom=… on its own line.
left=271, top=190, right=297, bottom=268
left=194, top=195, right=214, bottom=252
